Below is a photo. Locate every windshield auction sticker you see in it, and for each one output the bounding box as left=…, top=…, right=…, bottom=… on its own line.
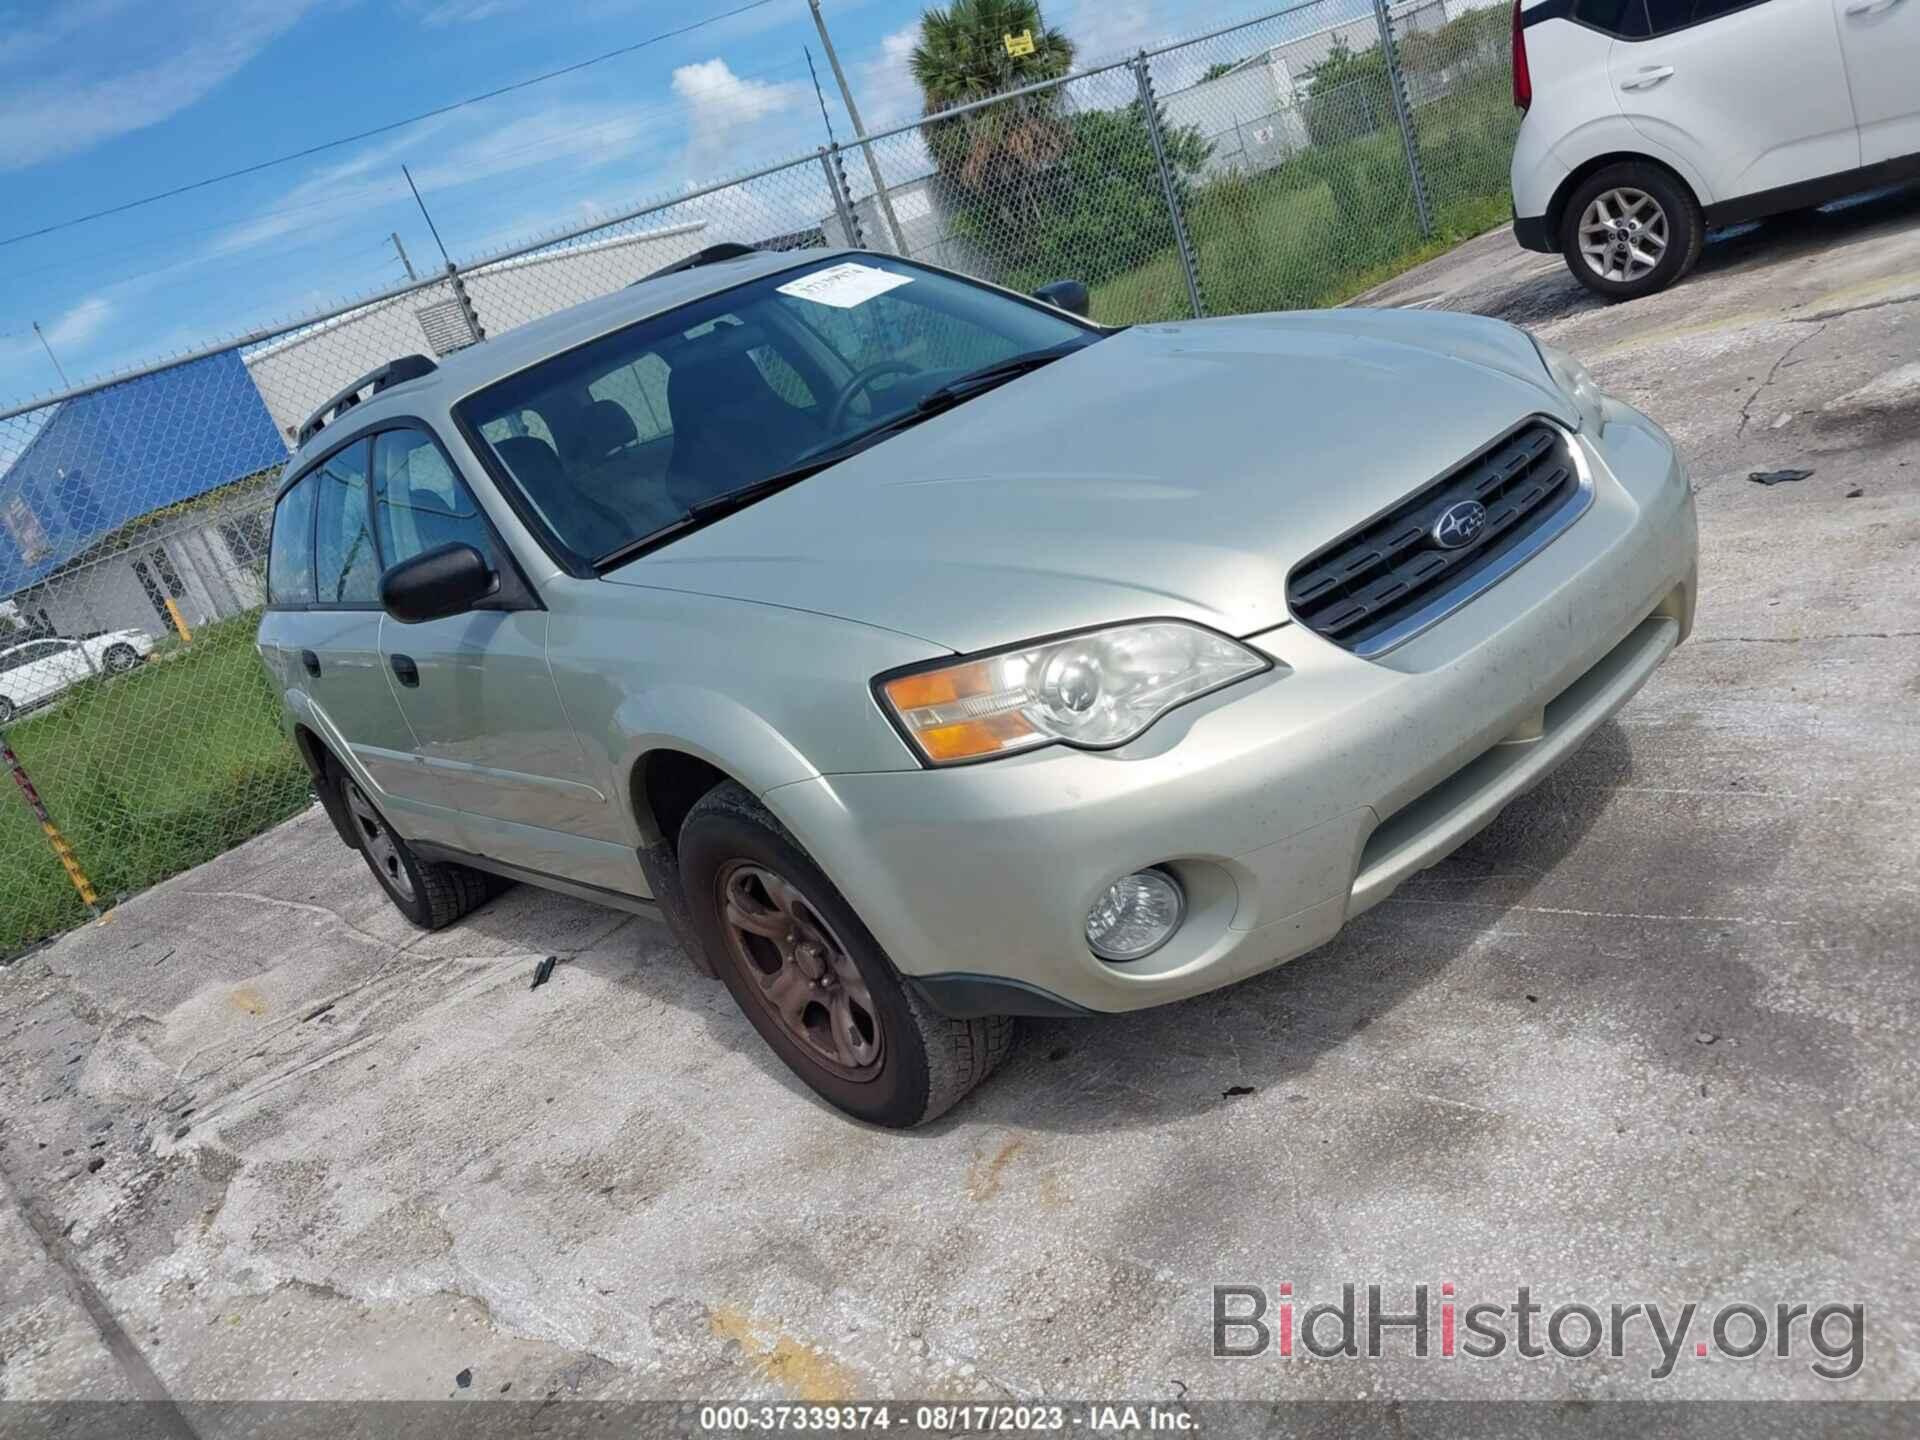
left=776, top=262, right=914, bottom=308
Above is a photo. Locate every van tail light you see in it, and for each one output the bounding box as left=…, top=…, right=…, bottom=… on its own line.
left=1512, top=0, right=1532, bottom=112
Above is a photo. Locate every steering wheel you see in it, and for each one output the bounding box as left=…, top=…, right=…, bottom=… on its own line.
left=825, top=360, right=922, bottom=433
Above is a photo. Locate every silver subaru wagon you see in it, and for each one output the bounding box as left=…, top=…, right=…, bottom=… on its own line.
left=257, top=246, right=1697, bottom=1126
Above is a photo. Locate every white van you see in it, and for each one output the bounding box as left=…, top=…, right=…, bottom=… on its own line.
left=1509, top=0, right=1919, bottom=298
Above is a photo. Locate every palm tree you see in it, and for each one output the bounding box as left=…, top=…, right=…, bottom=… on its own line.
left=911, top=0, right=1077, bottom=194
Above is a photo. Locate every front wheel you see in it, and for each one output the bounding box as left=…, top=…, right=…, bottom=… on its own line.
left=678, top=783, right=1014, bottom=1127
left=0, top=696, right=14, bottom=725
left=103, top=643, right=141, bottom=674
left=1561, top=162, right=1703, bottom=301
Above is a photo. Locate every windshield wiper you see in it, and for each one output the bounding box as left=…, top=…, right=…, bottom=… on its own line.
left=592, top=344, right=1086, bottom=572
left=913, top=342, right=1082, bottom=414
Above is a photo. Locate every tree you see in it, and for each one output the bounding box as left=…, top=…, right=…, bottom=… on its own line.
left=1298, top=38, right=1393, bottom=147
left=912, top=0, right=1077, bottom=196
left=1199, top=59, right=1244, bottom=84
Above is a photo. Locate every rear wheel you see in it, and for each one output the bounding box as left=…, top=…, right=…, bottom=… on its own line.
left=0, top=696, right=13, bottom=725
left=103, top=643, right=140, bottom=674
left=1560, top=162, right=1703, bottom=301
left=340, top=776, right=496, bottom=929
left=678, top=783, right=1014, bottom=1127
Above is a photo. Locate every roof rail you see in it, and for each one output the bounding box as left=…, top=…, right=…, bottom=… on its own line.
left=295, top=354, right=438, bottom=447
left=634, top=242, right=761, bottom=286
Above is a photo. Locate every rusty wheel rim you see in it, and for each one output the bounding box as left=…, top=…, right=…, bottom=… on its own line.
left=716, top=860, right=883, bottom=1082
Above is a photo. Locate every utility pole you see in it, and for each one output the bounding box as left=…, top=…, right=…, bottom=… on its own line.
left=389, top=231, right=419, bottom=282
left=31, top=322, right=70, bottom=389
left=806, top=0, right=910, bottom=255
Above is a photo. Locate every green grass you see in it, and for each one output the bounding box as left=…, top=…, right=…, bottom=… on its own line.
left=1091, top=87, right=1519, bottom=326
left=1, top=613, right=309, bottom=957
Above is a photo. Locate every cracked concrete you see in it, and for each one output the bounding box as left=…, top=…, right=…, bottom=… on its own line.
left=3, top=189, right=1918, bottom=1418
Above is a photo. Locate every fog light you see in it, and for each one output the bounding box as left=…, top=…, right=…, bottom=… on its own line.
left=1086, top=868, right=1185, bottom=962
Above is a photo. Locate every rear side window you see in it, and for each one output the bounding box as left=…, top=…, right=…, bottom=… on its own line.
left=312, top=440, right=380, bottom=605
left=1641, top=0, right=1760, bottom=35
left=1576, top=0, right=1650, bottom=36
left=372, top=429, right=494, bottom=567
left=268, top=474, right=318, bottom=607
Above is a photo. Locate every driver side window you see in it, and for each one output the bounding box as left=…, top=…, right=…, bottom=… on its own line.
left=372, top=430, right=494, bottom=568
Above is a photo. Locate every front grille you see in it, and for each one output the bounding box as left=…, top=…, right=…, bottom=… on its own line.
left=1286, top=421, right=1581, bottom=656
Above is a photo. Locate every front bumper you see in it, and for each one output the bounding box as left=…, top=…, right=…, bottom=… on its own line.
left=767, top=407, right=1698, bottom=1016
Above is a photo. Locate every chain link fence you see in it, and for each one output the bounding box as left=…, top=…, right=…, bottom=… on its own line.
left=0, top=0, right=1520, bottom=957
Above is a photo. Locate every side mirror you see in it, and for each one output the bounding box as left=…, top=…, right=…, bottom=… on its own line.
left=1033, top=279, right=1091, bottom=318
left=380, top=543, right=497, bottom=625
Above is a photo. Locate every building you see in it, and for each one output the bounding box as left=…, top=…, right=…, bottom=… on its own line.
left=243, top=219, right=713, bottom=445
left=0, top=351, right=286, bottom=641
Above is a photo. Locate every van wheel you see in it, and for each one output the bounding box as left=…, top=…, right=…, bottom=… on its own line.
left=677, top=782, right=1015, bottom=1127
left=1561, top=162, right=1703, bottom=301
left=340, top=776, right=496, bottom=929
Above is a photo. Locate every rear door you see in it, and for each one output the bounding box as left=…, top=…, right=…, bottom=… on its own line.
left=368, top=427, right=622, bottom=879
left=1610, top=0, right=1859, bottom=202
left=1833, top=0, right=1920, bottom=166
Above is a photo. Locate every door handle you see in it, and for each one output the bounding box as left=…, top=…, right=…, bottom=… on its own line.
left=1845, top=0, right=1900, bottom=15
left=390, top=654, right=420, bottom=688
left=300, top=649, right=322, bottom=678
left=1620, top=65, right=1675, bottom=90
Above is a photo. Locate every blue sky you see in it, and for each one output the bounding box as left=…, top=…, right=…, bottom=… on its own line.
left=0, top=0, right=1317, bottom=407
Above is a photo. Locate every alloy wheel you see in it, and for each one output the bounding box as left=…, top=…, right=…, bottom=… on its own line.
left=1578, top=187, right=1669, bottom=284
left=343, top=779, right=415, bottom=903
left=716, top=860, right=883, bottom=1081
left=104, top=645, right=138, bottom=674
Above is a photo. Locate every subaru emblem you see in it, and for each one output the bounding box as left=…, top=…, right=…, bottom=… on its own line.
left=1431, top=500, right=1488, bottom=550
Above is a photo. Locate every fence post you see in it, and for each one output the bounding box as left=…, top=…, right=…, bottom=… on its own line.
left=819, top=145, right=867, bottom=251
left=445, top=261, right=487, bottom=346
left=1133, top=52, right=1206, bottom=320
left=1374, top=0, right=1435, bottom=239
left=2, top=731, right=99, bottom=916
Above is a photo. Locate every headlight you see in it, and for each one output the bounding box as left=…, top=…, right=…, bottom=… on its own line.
left=1533, top=338, right=1607, bottom=437
left=876, top=620, right=1270, bottom=766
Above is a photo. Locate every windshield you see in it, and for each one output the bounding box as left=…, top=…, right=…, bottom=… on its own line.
left=456, top=254, right=1097, bottom=566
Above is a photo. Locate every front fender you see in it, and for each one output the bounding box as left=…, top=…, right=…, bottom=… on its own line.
left=611, top=685, right=822, bottom=840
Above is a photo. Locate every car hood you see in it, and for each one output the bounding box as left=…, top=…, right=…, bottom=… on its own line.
left=606, top=309, right=1576, bottom=655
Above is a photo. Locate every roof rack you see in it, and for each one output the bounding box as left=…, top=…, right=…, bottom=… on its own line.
left=295, top=354, right=438, bottom=447
left=633, top=242, right=762, bottom=287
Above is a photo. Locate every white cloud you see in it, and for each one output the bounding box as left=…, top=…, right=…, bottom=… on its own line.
left=44, top=297, right=113, bottom=349
left=0, top=0, right=319, bottom=172
left=855, top=23, right=926, bottom=134
left=671, top=58, right=807, bottom=180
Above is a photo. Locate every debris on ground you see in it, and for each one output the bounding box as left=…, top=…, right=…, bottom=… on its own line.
left=1748, top=468, right=1813, bottom=486
left=1696, top=1032, right=1718, bottom=1045
left=1845, top=487, right=1865, bottom=498
left=1221, top=1085, right=1256, bottom=1100
left=454, top=1368, right=473, bottom=1389
left=530, top=956, right=558, bottom=990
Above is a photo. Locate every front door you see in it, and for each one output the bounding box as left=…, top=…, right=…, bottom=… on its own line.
left=368, top=427, right=623, bottom=882
left=1611, top=0, right=1859, bottom=202
left=1833, top=0, right=1920, bottom=166
left=304, top=438, right=430, bottom=830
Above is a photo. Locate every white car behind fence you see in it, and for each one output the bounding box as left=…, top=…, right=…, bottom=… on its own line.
left=0, top=630, right=157, bottom=725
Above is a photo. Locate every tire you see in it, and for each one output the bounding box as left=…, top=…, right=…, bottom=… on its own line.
left=0, top=696, right=13, bottom=726
left=103, top=643, right=140, bottom=674
left=1560, top=162, right=1703, bottom=301
left=678, top=782, right=1015, bottom=1127
left=338, top=774, right=497, bottom=930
